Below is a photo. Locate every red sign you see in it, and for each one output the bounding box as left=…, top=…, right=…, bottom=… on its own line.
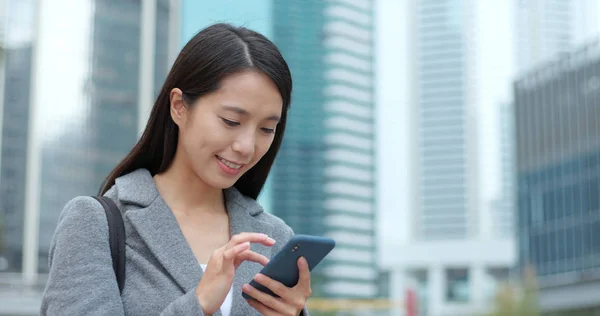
left=406, top=288, right=417, bottom=316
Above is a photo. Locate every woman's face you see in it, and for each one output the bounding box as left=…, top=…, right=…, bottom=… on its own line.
left=170, top=70, right=283, bottom=189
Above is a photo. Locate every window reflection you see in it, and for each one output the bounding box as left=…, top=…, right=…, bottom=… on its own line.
left=445, top=268, right=469, bottom=303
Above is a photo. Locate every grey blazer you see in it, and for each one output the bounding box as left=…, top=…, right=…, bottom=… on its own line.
left=41, top=168, right=309, bottom=316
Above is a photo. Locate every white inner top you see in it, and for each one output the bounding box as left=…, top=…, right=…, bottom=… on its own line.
left=200, top=264, right=233, bottom=316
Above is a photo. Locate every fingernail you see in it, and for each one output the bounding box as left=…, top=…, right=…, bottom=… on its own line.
left=267, top=237, right=276, bottom=243
left=300, top=257, right=307, bottom=265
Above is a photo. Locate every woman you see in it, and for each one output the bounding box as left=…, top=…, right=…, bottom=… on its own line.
left=41, top=23, right=310, bottom=316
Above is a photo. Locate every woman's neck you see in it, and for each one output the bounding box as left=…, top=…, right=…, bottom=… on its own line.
left=153, top=155, right=224, bottom=216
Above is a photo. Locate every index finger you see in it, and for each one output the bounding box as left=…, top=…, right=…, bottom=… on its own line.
left=229, top=232, right=276, bottom=248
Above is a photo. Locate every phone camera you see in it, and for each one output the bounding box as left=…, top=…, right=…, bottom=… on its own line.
left=292, top=244, right=300, bottom=252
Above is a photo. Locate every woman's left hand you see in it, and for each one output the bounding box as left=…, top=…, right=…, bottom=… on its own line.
left=243, top=257, right=311, bottom=316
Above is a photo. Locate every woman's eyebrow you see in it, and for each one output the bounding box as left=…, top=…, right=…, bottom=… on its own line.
left=221, top=104, right=280, bottom=122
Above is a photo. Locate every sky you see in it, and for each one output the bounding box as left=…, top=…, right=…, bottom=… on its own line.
left=375, top=0, right=411, bottom=261
left=32, top=0, right=93, bottom=141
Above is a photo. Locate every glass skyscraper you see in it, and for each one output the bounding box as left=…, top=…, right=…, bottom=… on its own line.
left=0, top=0, right=176, bottom=313
left=36, top=0, right=157, bottom=273
left=413, top=0, right=476, bottom=240
left=271, top=0, right=377, bottom=299
left=515, top=41, right=600, bottom=314
left=0, top=38, right=33, bottom=275
left=389, top=1, right=516, bottom=315
left=0, top=0, right=36, bottom=276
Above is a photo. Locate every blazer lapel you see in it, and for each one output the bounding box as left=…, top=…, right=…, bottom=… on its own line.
left=126, top=196, right=205, bottom=293
left=115, top=169, right=205, bottom=294
left=225, top=188, right=275, bottom=316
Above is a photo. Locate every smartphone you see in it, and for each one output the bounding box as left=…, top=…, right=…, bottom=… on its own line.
left=242, top=234, right=336, bottom=300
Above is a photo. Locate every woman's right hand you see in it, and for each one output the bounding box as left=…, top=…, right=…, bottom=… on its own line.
left=196, top=232, right=276, bottom=314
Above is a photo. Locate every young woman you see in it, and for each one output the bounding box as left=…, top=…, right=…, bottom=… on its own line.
left=41, top=23, right=311, bottom=316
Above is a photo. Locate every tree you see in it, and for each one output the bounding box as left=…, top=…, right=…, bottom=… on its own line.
left=487, top=265, right=540, bottom=316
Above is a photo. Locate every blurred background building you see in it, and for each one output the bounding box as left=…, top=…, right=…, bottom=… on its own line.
left=382, top=0, right=600, bottom=316
left=384, top=1, right=515, bottom=315
left=514, top=2, right=600, bottom=315
left=0, top=0, right=179, bottom=314
left=515, top=41, right=600, bottom=315
left=270, top=0, right=377, bottom=299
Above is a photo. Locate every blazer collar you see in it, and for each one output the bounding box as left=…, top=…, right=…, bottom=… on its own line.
left=115, top=168, right=264, bottom=217
left=114, top=169, right=272, bottom=315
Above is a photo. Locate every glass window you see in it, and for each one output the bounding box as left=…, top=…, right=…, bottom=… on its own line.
left=564, top=183, right=574, bottom=219
left=583, top=223, right=593, bottom=268
left=0, top=44, right=34, bottom=275
left=582, top=179, right=590, bottom=214
left=593, top=221, right=600, bottom=262
left=555, top=187, right=565, bottom=220
left=543, top=190, right=554, bottom=222
left=549, top=231, right=558, bottom=272
left=573, top=183, right=583, bottom=218
left=445, top=268, right=469, bottom=303
left=557, top=228, right=567, bottom=263
left=530, top=235, right=539, bottom=269
left=589, top=179, right=599, bottom=211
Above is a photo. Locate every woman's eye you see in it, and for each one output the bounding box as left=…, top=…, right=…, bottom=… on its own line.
left=221, top=118, right=240, bottom=127
left=261, top=128, right=275, bottom=134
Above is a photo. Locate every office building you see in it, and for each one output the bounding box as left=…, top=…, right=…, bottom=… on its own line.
left=0, top=43, right=33, bottom=275
left=270, top=0, right=377, bottom=299
left=384, top=1, right=515, bottom=315
left=0, top=0, right=178, bottom=314
left=515, top=40, right=600, bottom=315
left=494, top=102, right=516, bottom=239
left=381, top=0, right=600, bottom=314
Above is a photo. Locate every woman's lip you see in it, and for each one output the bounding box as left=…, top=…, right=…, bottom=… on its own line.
left=216, top=155, right=246, bottom=166
left=216, top=156, right=243, bottom=175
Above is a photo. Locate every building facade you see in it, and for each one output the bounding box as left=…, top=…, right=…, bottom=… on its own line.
left=0, top=0, right=178, bottom=314
left=270, top=0, right=378, bottom=299
left=383, top=0, right=600, bottom=314
left=386, top=0, right=515, bottom=315
left=515, top=41, right=600, bottom=315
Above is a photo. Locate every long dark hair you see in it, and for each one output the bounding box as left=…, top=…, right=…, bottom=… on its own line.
left=99, top=23, right=292, bottom=199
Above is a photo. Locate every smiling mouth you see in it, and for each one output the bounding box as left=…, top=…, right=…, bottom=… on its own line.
left=216, top=155, right=243, bottom=169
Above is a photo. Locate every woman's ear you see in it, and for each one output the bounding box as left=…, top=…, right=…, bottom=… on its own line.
left=170, top=88, right=188, bottom=127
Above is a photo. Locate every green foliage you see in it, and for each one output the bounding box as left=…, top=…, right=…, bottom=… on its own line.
left=486, top=266, right=540, bottom=316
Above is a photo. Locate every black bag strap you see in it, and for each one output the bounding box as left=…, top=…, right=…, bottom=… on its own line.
left=92, top=196, right=126, bottom=294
